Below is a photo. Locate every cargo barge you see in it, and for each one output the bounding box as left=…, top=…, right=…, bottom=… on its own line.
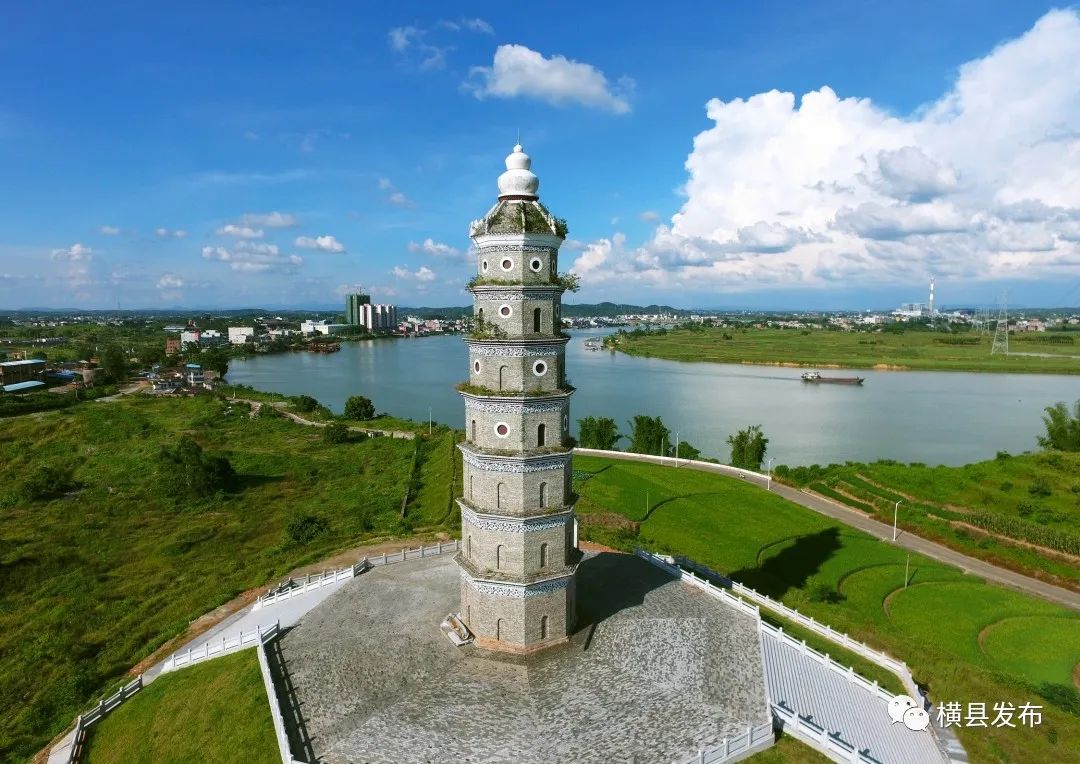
left=801, top=370, right=864, bottom=385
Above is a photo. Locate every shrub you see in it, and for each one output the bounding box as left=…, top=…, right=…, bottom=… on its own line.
left=323, top=422, right=349, bottom=444
left=999, top=481, right=1013, bottom=492
left=293, top=395, right=320, bottom=413
left=808, top=581, right=844, bottom=604
left=158, top=435, right=236, bottom=500
left=1028, top=478, right=1052, bottom=497
left=1017, top=500, right=1036, bottom=518
left=286, top=514, right=329, bottom=544
left=343, top=395, right=375, bottom=421
left=19, top=464, right=77, bottom=502
left=996, top=450, right=1011, bottom=461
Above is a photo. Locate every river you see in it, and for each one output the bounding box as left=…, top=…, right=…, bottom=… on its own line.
left=227, top=328, right=1076, bottom=467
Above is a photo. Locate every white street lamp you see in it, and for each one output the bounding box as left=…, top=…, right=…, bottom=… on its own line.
left=766, top=457, right=775, bottom=491
left=892, top=500, right=903, bottom=542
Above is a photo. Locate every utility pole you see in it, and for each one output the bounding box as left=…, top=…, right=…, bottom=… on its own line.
left=428, top=406, right=432, bottom=436
left=766, top=457, right=775, bottom=491
left=904, top=553, right=910, bottom=588
left=674, top=431, right=679, bottom=467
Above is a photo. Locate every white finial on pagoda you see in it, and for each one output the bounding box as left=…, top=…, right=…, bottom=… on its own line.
left=497, top=144, right=540, bottom=199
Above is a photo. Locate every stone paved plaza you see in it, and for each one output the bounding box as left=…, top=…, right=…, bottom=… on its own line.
left=276, top=552, right=770, bottom=764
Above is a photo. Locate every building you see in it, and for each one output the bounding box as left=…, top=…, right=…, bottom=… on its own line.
left=185, top=363, right=205, bottom=387
left=359, top=303, right=397, bottom=331
left=199, top=329, right=224, bottom=345
left=0, top=358, right=46, bottom=393
left=301, top=320, right=349, bottom=336
left=180, top=330, right=201, bottom=348
left=228, top=327, right=255, bottom=345
left=345, top=292, right=371, bottom=325
left=456, top=144, right=578, bottom=653
left=165, top=337, right=181, bottom=355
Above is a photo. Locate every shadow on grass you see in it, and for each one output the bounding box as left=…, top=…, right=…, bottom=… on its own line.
left=730, top=527, right=843, bottom=599
left=575, top=552, right=673, bottom=641
left=233, top=473, right=286, bottom=491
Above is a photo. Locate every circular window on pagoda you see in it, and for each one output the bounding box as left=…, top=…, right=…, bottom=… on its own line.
left=473, top=360, right=481, bottom=373
left=500, top=258, right=513, bottom=271
left=494, top=422, right=510, bottom=438
left=482, top=259, right=489, bottom=272
left=499, top=305, right=512, bottom=317
left=532, top=360, right=548, bottom=377
left=530, top=258, right=543, bottom=272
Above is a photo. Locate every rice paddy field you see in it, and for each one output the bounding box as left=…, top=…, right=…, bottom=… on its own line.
left=573, top=455, right=1080, bottom=764
left=611, top=326, right=1080, bottom=374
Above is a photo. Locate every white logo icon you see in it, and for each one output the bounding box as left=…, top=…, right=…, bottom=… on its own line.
left=903, top=707, right=930, bottom=731
left=888, top=695, right=929, bottom=729
left=888, top=695, right=918, bottom=724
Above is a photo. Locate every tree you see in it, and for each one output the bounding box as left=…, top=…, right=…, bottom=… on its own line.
left=202, top=347, right=230, bottom=377
left=628, top=415, right=671, bottom=456
left=323, top=422, right=349, bottom=444
left=158, top=435, right=236, bottom=500
left=343, top=395, right=376, bottom=420
left=727, top=425, right=769, bottom=470
left=293, top=395, right=320, bottom=413
left=675, top=441, right=701, bottom=461
left=98, top=344, right=128, bottom=383
left=1038, top=399, right=1080, bottom=452
left=577, top=416, right=621, bottom=450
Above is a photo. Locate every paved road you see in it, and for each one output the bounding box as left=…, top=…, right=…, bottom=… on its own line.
left=574, top=448, right=1080, bottom=612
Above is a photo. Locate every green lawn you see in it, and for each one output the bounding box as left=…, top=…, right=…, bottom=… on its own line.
left=84, top=650, right=277, bottom=764
left=573, top=456, right=1080, bottom=764
left=776, top=453, right=1080, bottom=588
left=612, top=326, right=1080, bottom=374
left=746, top=734, right=831, bottom=763
left=0, top=395, right=457, bottom=763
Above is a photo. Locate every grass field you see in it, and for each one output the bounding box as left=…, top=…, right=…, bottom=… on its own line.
left=747, top=734, right=832, bottom=763
left=0, top=395, right=459, bottom=763
left=573, top=456, right=1080, bottom=764
left=775, top=452, right=1080, bottom=589
left=84, top=650, right=276, bottom=764
left=610, top=326, right=1080, bottom=374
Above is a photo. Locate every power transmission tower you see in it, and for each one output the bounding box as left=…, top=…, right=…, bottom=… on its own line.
left=991, top=294, right=1009, bottom=356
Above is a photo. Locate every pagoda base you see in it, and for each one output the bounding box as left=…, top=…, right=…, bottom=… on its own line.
left=274, top=551, right=771, bottom=764
left=473, top=634, right=570, bottom=655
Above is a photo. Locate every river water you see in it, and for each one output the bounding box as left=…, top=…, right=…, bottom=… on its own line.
left=227, top=328, right=1076, bottom=467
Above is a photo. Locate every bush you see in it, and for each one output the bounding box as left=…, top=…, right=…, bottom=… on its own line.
left=999, top=481, right=1014, bottom=492
left=19, top=464, right=76, bottom=502
left=343, top=395, right=375, bottom=421
left=1017, top=500, right=1036, bottom=518
left=157, top=435, right=236, bottom=500
left=293, top=395, right=320, bottom=413
left=286, top=514, right=329, bottom=544
left=323, top=422, right=349, bottom=444
left=1028, top=478, right=1052, bottom=497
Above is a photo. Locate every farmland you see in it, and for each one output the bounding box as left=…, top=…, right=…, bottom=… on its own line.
left=609, top=325, right=1080, bottom=374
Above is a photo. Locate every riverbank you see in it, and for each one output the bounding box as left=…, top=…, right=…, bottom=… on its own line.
left=608, top=326, right=1080, bottom=374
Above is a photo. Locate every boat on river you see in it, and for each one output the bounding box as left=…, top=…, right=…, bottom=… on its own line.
left=801, top=370, right=864, bottom=385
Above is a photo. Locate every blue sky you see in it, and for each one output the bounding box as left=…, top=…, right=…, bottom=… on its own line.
left=2, top=1, right=1078, bottom=310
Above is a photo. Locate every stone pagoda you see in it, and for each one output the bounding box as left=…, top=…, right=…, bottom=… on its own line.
left=456, top=144, right=580, bottom=653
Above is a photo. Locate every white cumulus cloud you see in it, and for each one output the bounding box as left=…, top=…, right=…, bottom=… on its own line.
left=294, top=235, right=345, bottom=253
left=156, top=274, right=184, bottom=290
left=202, top=245, right=303, bottom=273
left=392, top=265, right=436, bottom=282
left=467, top=44, right=633, bottom=114
left=155, top=227, right=187, bottom=238
left=408, top=238, right=463, bottom=258
left=50, top=243, right=93, bottom=262
left=572, top=9, right=1080, bottom=293
left=240, top=211, right=298, bottom=228
left=216, top=224, right=263, bottom=239
left=99, top=225, right=121, bottom=236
